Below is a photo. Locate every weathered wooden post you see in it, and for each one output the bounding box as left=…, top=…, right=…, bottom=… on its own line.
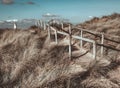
left=61, top=22, right=64, bottom=29
left=43, top=21, right=46, bottom=30
left=39, top=20, right=41, bottom=27
left=38, top=20, right=41, bottom=29
left=35, top=20, right=38, bottom=27
left=68, top=24, right=72, bottom=60
left=40, top=20, right=43, bottom=28
left=54, top=29, right=58, bottom=44
left=67, top=24, right=71, bottom=88
left=47, top=24, right=51, bottom=41
left=80, top=30, right=83, bottom=49
left=93, top=41, right=96, bottom=59
left=101, top=33, right=104, bottom=57
left=36, top=20, right=40, bottom=29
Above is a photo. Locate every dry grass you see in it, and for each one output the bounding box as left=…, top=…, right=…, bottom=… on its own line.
left=0, top=29, right=86, bottom=88
left=77, top=13, right=120, bottom=36
left=75, top=13, right=120, bottom=59
left=0, top=13, right=120, bottom=88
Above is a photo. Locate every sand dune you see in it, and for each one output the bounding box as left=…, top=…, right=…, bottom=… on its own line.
left=0, top=13, right=120, bottom=88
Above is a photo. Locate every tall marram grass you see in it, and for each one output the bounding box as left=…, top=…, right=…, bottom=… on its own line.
left=0, top=13, right=120, bottom=88
left=0, top=28, right=119, bottom=88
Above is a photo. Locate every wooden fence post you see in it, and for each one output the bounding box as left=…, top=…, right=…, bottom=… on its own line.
left=44, top=21, right=46, bottom=30
left=67, top=24, right=71, bottom=88
left=80, top=30, right=83, bottom=49
left=38, top=20, right=41, bottom=28
left=101, top=33, right=104, bottom=57
left=35, top=20, right=38, bottom=27
left=54, top=29, right=58, bottom=44
left=61, top=23, right=64, bottom=29
left=37, top=20, right=40, bottom=29
left=37, top=20, right=39, bottom=28
left=47, top=24, right=51, bottom=41
left=68, top=24, right=72, bottom=60
left=39, top=20, right=41, bottom=28
left=93, top=42, right=96, bottom=59
left=40, top=20, right=43, bottom=28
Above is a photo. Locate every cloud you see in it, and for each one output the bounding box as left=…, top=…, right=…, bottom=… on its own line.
left=89, top=16, right=93, bottom=18
left=17, top=1, right=36, bottom=5
left=1, top=0, right=14, bottom=5
left=27, top=1, right=35, bottom=5
left=0, top=0, right=36, bottom=6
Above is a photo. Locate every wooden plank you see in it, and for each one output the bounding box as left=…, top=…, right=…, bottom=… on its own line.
left=72, top=35, right=95, bottom=43
left=57, top=31, right=69, bottom=36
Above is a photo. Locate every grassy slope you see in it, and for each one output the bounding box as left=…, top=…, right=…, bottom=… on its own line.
left=77, top=13, right=120, bottom=36
left=0, top=13, right=120, bottom=88
left=0, top=29, right=89, bottom=88
left=75, top=13, right=120, bottom=61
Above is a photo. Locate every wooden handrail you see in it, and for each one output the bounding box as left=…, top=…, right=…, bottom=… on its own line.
left=50, top=27, right=95, bottom=43
left=73, top=27, right=120, bottom=44
left=97, top=43, right=120, bottom=51
left=50, top=26, right=96, bottom=59
left=40, top=21, right=119, bottom=60
left=75, top=26, right=120, bottom=38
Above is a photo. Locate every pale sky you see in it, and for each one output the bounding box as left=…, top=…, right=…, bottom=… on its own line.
left=0, top=0, right=120, bottom=23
